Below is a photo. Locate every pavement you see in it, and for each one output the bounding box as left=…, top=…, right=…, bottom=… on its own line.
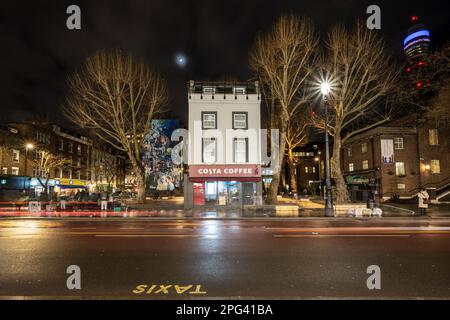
left=0, top=218, right=449, bottom=299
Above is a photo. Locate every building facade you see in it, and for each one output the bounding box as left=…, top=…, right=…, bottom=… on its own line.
left=342, top=116, right=449, bottom=202
left=184, top=81, right=263, bottom=209
left=0, top=122, right=126, bottom=198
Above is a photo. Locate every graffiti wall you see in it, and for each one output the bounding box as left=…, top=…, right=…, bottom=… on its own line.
left=143, top=120, right=181, bottom=192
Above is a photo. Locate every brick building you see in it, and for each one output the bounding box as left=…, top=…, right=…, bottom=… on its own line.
left=0, top=122, right=126, bottom=196
left=342, top=115, right=449, bottom=202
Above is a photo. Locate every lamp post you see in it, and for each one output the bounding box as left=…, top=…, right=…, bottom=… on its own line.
left=25, top=143, right=34, bottom=177
left=320, top=82, right=334, bottom=217
left=315, top=155, right=323, bottom=198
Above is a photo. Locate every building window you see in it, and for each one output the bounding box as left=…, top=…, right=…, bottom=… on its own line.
left=68, top=142, right=74, bottom=153
left=77, top=145, right=82, bottom=155
left=361, top=143, right=368, bottom=154
left=11, top=167, right=19, bottom=176
left=12, top=149, right=20, bottom=162
left=430, top=160, right=441, bottom=174
left=202, top=112, right=217, bottom=129
left=232, top=112, right=248, bottom=130
left=233, top=87, right=246, bottom=95
left=2, top=168, right=7, bottom=175
left=59, top=139, right=64, bottom=151
left=68, top=169, right=73, bottom=179
left=202, top=86, right=216, bottom=95
left=57, top=167, right=63, bottom=179
left=429, top=129, right=439, bottom=146
left=396, top=162, right=406, bottom=177
left=233, top=138, right=248, bottom=163
left=362, top=160, right=369, bottom=170
left=397, top=184, right=406, bottom=190
left=347, top=148, right=352, bottom=157
left=202, top=138, right=216, bottom=164
left=394, top=137, right=404, bottom=150
left=77, top=158, right=81, bottom=168
left=349, top=163, right=354, bottom=172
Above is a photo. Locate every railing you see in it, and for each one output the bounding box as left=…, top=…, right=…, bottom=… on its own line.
left=382, top=176, right=450, bottom=199
left=187, top=81, right=260, bottom=95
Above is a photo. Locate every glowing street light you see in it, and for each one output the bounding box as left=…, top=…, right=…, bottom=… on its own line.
left=26, top=143, right=34, bottom=150
left=319, top=81, right=334, bottom=217
left=320, top=82, right=331, bottom=96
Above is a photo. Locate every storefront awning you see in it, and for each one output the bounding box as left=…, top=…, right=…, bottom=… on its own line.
left=189, top=177, right=262, bottom=183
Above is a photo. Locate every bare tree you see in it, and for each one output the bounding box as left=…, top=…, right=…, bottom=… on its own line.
left=311, top=22, right=398, bottom=203
left=285, top=113, right=309, bottom=194
left=34, top=149, right=70, bottom=197
left=64, top=50, right=168, bottom=203
left=250, top=15, right=318, bottom=203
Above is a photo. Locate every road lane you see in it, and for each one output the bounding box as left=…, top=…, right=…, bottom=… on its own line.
left=0, top=218, right=449, bottom=299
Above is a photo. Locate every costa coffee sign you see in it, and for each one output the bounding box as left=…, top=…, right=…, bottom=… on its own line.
left=189, top=165, right=262, bottom=178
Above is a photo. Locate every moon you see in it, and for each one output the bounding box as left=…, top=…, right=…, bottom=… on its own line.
left=175, top=53, right=187, bottom=68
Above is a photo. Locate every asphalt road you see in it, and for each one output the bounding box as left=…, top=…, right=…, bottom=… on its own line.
left=0, top=217, right=449, bottom=299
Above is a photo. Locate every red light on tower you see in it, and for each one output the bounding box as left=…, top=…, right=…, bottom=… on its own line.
left=416, top=81, right=423, bottom=89
left=411, top=15, right=419, bottom=23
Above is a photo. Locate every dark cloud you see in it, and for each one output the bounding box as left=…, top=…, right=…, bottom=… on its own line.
left=0, top=0, right=449, bottom=127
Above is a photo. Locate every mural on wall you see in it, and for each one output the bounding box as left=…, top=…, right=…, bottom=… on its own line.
left=143, top=120, right=181, bottom=192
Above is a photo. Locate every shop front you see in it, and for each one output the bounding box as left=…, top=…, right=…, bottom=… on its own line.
left=185, top=164, right=263, bottom=209
left=346, top=173, right=378, bottom=202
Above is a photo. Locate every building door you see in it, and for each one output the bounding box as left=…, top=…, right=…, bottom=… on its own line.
left=193, top=183, right=205, bottom=206
left=242, top=183, right=256, bottom=205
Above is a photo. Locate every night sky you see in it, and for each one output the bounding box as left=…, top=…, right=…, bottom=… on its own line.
left=1, top=0, right=449, bottom=128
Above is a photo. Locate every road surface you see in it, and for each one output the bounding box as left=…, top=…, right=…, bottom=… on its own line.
left=0, top=217, right=449, bottom=299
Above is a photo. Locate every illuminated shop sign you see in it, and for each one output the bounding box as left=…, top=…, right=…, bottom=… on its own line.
left=189, top=165, right=261, bottom=179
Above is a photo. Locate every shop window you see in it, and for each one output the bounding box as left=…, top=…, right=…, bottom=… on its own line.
left=232, top=112, right=248, bottom=129
left=349, top=163, right=354, bottom=172
left=11, top=167, right=19, bottom=176
left=394, top=137, right=404, bottom=150
left=430, top=160, right=441, bottom=174
left=361, top=143, right=368, bottom=154
left=429, top=129, right=439, bottom=146
left=362, top=160, right=369, bottom=170
left=234, top=138, right=248, bottom=163
left=202, top=112, right=217, bottom=129
left=202, top=138, right=216, bottom=164
left=396, top=162, right=406, bottom=177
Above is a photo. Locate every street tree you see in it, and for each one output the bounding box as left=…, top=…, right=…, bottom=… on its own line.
left=250, top=15, right=318, bottom=203
left=64, top=50, right=168, bottom=203
left=34, top=149, right=70, bottom=198
left=285, top=113, right=309, bottom=195
left=311, top=21, right=397, bottom=203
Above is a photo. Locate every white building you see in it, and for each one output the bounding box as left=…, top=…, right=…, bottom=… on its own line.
left=184, top=81, right=263, bottom=209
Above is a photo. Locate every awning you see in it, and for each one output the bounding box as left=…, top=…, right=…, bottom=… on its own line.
left=189, top=177, right=262, bottom=183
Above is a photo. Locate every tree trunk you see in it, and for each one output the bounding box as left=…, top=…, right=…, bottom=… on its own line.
left=268, top=124, right=287, bottom=204
left=288, top=161, right=298, bottom=194
left=332, top=133, right=350, bottom=203
left=130, top=157, right=146, bottom=204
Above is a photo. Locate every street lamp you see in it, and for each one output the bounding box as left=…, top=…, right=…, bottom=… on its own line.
left=320, top=81, right=334, bottom=217
left=25, top=143, right=34, bottom=177
left=315, top=156, right=323, bottom=198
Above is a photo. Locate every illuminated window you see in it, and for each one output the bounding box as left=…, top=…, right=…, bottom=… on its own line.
left=394, top=138, right=404, bottom=150
left=232, top=112, right=248, bottom=129
left=362, top=160, right=369, bottom=170
left=202, top=138, right=216, bottom=164
left=430, top=160, right=441, bottom=174
left=429, top=129, right=439, bottom=146
left=202, top=112, right=217, bottom=129
left=234, top=138, right=248, bottom=163
left=349, top=163, right=354, bottom=172
left=396, top=162, right=406, bottom=176
left=2, top=168, right=7, bottom=175
left=12, top=149, right=20, bottom=162
left=11, top=167, right=19, bottom=176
